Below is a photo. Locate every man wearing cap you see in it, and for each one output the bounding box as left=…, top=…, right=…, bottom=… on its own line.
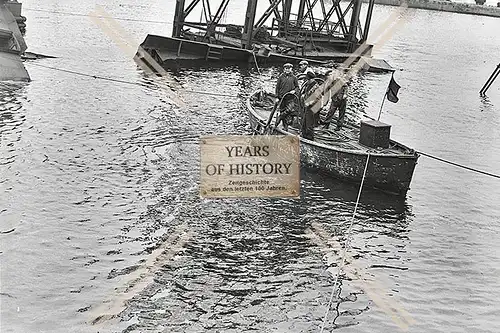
left=297, top=60, right=320, bottom=140
left=298, top=60, right=315, bottom=82
left=275, top=63, right=299, bottom=130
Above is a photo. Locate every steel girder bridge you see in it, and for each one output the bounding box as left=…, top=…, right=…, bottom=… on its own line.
left=172, top=0, right=376, bottom=58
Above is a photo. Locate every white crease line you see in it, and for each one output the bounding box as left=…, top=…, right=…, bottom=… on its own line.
left=308, top=221, right=415, bottom=330
left=89, top=5, right=186, bottom=109
left=306, top=3, right=411, bottom=113
left=87, top=223, right=192, bottom=326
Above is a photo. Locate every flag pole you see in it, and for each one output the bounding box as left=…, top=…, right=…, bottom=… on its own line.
left=377, top=87, right=388, bottom=121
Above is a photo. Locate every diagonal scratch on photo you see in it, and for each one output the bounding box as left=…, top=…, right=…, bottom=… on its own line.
left=88, top=5, right=187, bottom=109
left=2, top=0, right=500, bottom=333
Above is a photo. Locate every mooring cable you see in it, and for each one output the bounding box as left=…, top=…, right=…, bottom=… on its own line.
left=26, top=63, right=240, bottom=98
left=417, top=151, right=500, bottom=179
left=319, top=153, right=371, bottom=333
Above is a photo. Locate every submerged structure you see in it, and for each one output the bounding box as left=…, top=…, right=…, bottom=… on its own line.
left=0, top=0, right=29, bottom=81
left=135, top=0, right=394, bottom=72
left=5, top=0, right=27, bottom=34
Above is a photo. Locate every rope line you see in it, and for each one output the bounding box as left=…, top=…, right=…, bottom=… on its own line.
left=21, top=63, right=500, bottom=180
left=417, top=151, right=500, bottom=179
left=23, top=8, right=171, bottom=24
left=28, top=63, right=140, bottom=86
left=319, top=153, right=371, bottom=333
left=26, top=63, right=240, bottom=98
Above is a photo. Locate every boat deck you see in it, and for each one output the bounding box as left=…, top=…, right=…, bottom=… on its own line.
left=251, top=96, right=415, bottom=156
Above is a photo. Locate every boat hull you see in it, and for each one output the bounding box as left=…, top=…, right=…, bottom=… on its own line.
left=246, top=95, right=419, bottom=196
left=298, top=140, right=418, bottom=195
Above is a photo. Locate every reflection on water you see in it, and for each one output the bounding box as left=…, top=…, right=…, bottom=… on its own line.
left=0, top=82, right=27, bottom=177
left=106, top=144, right=413, bottom=332
left=0, top=82, right=27, bottom=136
left=1, top=61, right=414, bottom=333
left=303, top=166, right=413, bottom=218
left=0, top=58, right=449, bottom=333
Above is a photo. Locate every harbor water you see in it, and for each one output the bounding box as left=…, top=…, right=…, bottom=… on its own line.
left=1, top=0, right=500, bottom=332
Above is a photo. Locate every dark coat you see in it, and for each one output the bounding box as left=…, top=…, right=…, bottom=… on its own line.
left=275, top=73, right=299, bottom=99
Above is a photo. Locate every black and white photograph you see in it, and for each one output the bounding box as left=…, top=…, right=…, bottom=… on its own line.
left=1, top=0, right=499, bottom=332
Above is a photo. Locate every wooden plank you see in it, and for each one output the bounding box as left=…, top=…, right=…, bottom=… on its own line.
left=200, top=135, right=300, bottom=198
left=361, top=56, right=395, bottom=72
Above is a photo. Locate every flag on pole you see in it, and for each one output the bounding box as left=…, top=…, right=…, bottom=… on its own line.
left=386, top=75, right=401, bottom=103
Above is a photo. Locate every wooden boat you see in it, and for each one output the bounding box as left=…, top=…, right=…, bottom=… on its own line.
left=245, top=89, right=420, bottom=196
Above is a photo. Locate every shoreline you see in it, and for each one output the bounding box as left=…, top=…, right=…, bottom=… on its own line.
left=360, top=0, right=500, bottom=18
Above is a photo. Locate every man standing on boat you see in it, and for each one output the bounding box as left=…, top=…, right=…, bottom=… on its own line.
left=275, top=63, right=299, bottom=131
left=322, top=70, right=348, bottom=131
left=299, top=63, right=322, bottom=141
left=297, top=60, right=318, bottom=97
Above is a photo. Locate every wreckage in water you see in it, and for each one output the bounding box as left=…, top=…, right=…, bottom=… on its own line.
left=0, top=0, right=29, bottom=81
left=135, top=0, right=394, bottom=72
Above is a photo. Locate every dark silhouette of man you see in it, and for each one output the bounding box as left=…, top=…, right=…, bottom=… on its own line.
left=275, top=63, right=299, bottom=131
